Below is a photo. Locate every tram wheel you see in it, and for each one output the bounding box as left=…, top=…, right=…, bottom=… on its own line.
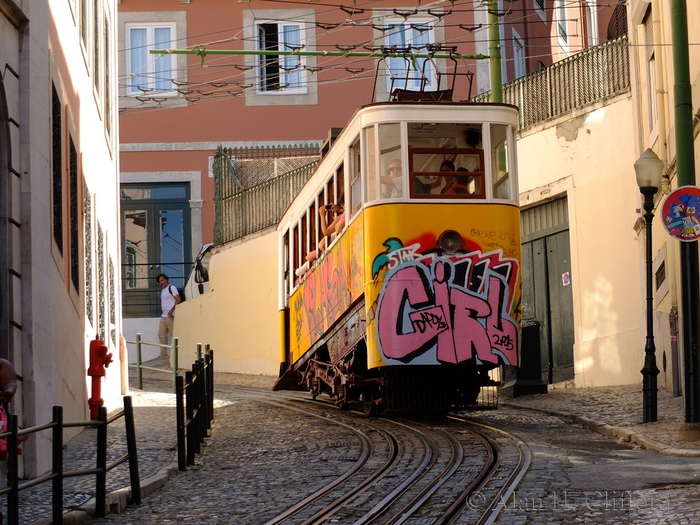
left=361, top=388, right=378, bottom=417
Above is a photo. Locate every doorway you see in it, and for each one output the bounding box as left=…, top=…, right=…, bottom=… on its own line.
left=121, top=183, right=191, bottom=317
left=521, top=197, right=575, bottom=384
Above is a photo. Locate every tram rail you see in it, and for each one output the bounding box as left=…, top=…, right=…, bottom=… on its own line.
left=230, top=387, right=531, bottom=524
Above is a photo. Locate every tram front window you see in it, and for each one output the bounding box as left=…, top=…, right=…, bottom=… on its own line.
left=409, top=148, right=484, bottom=198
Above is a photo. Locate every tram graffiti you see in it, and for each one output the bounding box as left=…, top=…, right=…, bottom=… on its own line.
left=375, top=246, right=519, bottom=366
left=292, top=243, right=352, bottom=346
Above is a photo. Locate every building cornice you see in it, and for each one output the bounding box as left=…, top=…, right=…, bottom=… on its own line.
left=120, top=140, right=322, bottom=152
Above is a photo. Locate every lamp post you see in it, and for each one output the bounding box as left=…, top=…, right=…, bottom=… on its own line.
left=635, top=148, right=664, bottom=423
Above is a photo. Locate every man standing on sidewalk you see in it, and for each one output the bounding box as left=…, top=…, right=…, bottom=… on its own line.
left=157, top=273, right=182, bottom=359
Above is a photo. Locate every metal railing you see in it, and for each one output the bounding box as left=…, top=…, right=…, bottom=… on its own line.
left=127, top=337, right=215, bottom=473
left=0, top=398, right=141, bottom=524
left=128, top=334, right=180, bottom=389
left=471, top=35, right=630, bottom=130
left=214, top=146, right=319, bottom=245
left=176, top=346, right=214, bottom=471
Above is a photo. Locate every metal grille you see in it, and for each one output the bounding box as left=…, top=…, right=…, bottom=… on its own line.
left=109, top=257, right=116, bottom=345
left=98, top=224, right=105, bottom=341
left=213, top=145, right=320, bottom=245
left=69, top=138, right=79, bottom=290
left=84, top=183, right=93, bottom=327
left=52, top=84, right=63, bottom=253
left=521, top=197, right=569, bottom=242
left=608, top=3, right=629, bottom=40
left=380, top=366, right=499, bottom=412
left=473, top=35, right=630, bottom=130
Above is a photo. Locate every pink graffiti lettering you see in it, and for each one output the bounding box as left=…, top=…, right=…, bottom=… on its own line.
left=378, top=266, right=446, bottom=360
left=486, top=275, right=518, bottom=364
left=376, top=258, right=518, bottom=366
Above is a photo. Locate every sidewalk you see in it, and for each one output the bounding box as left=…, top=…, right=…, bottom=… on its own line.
left=18, top=365, right=700, bottom=524
left=502, top=383, right=700, bottom=457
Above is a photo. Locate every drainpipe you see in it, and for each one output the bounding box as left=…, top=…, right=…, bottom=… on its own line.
left=671, top=0, right=700, bottom=426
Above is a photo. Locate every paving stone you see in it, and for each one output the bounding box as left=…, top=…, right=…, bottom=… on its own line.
left=9, top=360, right=700, bottom=524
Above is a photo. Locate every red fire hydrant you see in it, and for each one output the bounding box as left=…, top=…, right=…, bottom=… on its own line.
left=88, top=336, right=113, bottom=419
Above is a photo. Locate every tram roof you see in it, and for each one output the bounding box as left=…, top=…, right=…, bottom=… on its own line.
left=278, top=101, right=519, bottom=229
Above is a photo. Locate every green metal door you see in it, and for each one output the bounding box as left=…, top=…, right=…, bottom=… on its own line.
left=521, top=198, right=574, bottom=384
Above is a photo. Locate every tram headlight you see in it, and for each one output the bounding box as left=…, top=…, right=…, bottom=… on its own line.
left=437, top=230, right=463, bottom=253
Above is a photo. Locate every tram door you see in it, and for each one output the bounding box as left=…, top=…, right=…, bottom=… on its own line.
left=521, top=198, right=575, bottom=384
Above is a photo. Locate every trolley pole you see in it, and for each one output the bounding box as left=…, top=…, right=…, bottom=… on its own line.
left=488, top=1, right=503, bottom=104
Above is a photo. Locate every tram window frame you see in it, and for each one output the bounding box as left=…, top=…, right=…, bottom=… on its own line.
left=323, top=164, right=345, bottom=247
left=301, top=212, right=308, bottom=268
left=490, top=124, right=513, bottom=200
left=349, top=138, right=362, bottom=217
left=292, top=224, right=301, bottom=280
left=309, top=198, right=318, bottom=260
left=408, top=148, right=485, bottom=199
left=378, top=123, right=402, bottom=199
left=364, top=125, right=378, bottom=203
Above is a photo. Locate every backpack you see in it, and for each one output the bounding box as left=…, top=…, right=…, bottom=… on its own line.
left=169, top=284, right=185, bottom=302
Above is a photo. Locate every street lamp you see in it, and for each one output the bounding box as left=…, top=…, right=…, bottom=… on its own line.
left=635, top=148, right=664, bottom=423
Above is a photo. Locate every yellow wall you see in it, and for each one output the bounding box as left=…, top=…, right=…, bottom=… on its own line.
left=518, top=98, right=647, bottom=387
left=173, top=230, right=280, bottom=375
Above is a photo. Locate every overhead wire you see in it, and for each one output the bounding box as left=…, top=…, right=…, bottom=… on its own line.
left=118, top=0, right=633, bottom=112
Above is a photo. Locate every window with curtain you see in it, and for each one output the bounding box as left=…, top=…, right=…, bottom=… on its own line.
left=126, top=24, right=176, bottom=96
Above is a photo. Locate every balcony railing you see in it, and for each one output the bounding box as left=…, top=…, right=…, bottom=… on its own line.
left=213, top=146, right=319, bottom=245
left=472, top=35, right=630, bottom=130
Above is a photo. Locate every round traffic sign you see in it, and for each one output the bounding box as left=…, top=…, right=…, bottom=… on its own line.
left=661, top=186, right=700, bottom=241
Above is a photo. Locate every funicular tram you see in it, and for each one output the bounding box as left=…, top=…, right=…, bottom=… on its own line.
left=274, top=59, right=521, bottom=415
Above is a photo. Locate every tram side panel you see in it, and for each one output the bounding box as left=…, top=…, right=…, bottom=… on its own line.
left=287, top=217, right=365, bottom=367
left=363, top=203, right=522, bottom=372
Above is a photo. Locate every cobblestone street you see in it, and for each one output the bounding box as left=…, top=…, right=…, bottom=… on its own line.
left=61, top=367, right=700, bottom=525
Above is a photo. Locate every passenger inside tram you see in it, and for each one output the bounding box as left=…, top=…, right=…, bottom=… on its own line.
left=442, top=167, right=472, bottom=195
left=427, top=160, right=456, bottom=194
left=295, top=198, right=345, bottom=278
left=381, top=159, right=403, bottom=198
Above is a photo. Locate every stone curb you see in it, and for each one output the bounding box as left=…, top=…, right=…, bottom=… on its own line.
left=502, top=400, right=700, bottom=457
left=27, top=458, right=180, bottom=525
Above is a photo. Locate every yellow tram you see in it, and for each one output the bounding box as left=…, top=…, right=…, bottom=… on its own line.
left=275, top=101, right=521, bottom=415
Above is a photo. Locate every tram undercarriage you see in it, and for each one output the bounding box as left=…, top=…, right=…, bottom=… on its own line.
left=275, top=303, right=501, bottom=416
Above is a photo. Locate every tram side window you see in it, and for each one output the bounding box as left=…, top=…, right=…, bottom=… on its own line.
left=491, top=124, right=511, bottom=200
left=364, top=125, right=378, bottom=202
left=283, top=234, right=290, bottom=296
left=292, top=224, right=301, bottom=280
left=378, top=123, right=402, bottom=199
left=308, top=200, right=318, bottom=259
left=300, top=212, right=308, bottom=270
left=349, top=139, right=362, bottom=216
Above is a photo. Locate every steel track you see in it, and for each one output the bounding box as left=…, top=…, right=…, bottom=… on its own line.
left=229, top=388, right=530, bottom=524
